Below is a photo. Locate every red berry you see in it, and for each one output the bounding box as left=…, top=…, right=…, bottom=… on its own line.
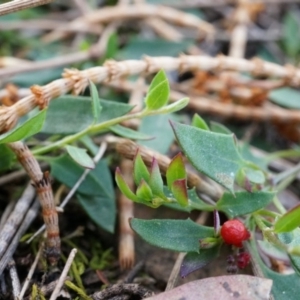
left=237, top=252, right=251, bottom=269
left=220, top=220, right=250, bottom=248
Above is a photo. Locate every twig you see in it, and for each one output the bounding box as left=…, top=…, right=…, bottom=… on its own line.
left=124, top=261, right=145, bottom=283
left=0, top=198, right=40, bottom=275
left=0, top=0, right=54, bottom=16
left=26, top=142, right=107, bottom=244
left=8, top=142, right=60, bottom=265
left=18, top=244, right=44, bottom=300
left=7, top=260, right=21, bottom=299
left=49, top=248, right=77, bottom=300
left=0, top=20, right=102, bottom=34
left=118, top=159, right=135, bottom=270
left=0, top=184, right=35, bottom=260
left=106, top=79, right=300, bottom=126
left=81, top=4, right=214, bottom=34
left=2, top=54, right=300, bottom=134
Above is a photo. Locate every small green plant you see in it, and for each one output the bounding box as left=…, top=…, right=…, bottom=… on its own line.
left=115, top=72, right=300, bottom=300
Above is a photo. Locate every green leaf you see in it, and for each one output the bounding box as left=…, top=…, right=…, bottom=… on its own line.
left=274, top=204, right=300, bottom=233
left=136, top=179, right=153, bottom=202
left=65, top=145, right=95, bottom=169
left=171, top=179, right=188, bottom=207
left=0, top=144, right=15, bottom=171
left=115, top=167, right=138, bottom=201
left=156, top=97, right=189, bottom=114
left=51, top=154, right=106, bottom=196
left=130, top=218, right=214, bottom=252
left=42, top=96, right=133, bottom=134
left=171, top=121, right=245, bottom=193
left=89, top=80, right=102, bottom=123
left=282, top=11, right=300, bottom=58
left=269, top=88, right=300, bottom=109
left=138, top=114, right=177, bottom=154
left=148, top=158, right=164, bottom=197
left=180, top=246, right=220, bottom=277
left=133, top=150, right=150, bottom=185
left=0, top=109, right=47, bottom=143
left=210, top=121, right=232, bottom=135
left=239, top=143, right=268, bottom=171
left=166, top=153, right=186, bottom=190
left=278, top=229, right=300, bottom=275
left=249, top=239, right=300, bottom=300
left=217, top=191, right=275, bottom=218
left=244, top=168, right=265, bottom=184
left=192, top=114, right=209, bottom=130
left=144, top=70, right=170, bottom=110
left=76, top=160, right=116, bottom=233
left=110, top=124, right=152, bottom=140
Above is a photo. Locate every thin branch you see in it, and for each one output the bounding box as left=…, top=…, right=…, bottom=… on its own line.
left=2, top=55, right=300, bottom=133
left=0, top=198, right=40, bottom=275
left=49, top=248, right=77, bottom=300
left=0, top=0, right=54, bottom=16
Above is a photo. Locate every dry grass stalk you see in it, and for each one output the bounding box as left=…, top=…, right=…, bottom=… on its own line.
left=118, top=160, right=135, bottom=270
left=0, top=0, right=54, bottom=16
left=228, top=0, right=251, bottom=58
left=118, top=76, right=145, bottom=270
left=8, top=142, right=60, bottom=266
left=107, top=136, right=223, bottom=201
left=0, top=184, right=35, bottom=260
left=81, top=4, right=214, bottom=35
left=2, top=54, right=300, bottom=133
left=0, top=19, right=102, bottom=34
left=106, top=78, right=300, bottom=124
left=7, top=260, right=21, bottom=298
left=49, top=248, right=77, bottom=300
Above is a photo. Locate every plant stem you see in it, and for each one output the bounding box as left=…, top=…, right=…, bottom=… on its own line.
left=32, top=103, right=181, bottom=155
left=253, top=214, right=287, bottom=252
left=272, top=162, right=300, bottom=186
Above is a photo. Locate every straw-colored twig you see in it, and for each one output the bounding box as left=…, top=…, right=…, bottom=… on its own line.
left=0, top=198, right=40, bottom=275
left=0, top=19, right=102, bottom=34
left=118, top=159, right=135, bottom=270
left=49, top=248, right=77, bottom=300
left=81, top=4, right=214, bottom=34
left=106, top=78, right=300, bottom=125
left=7, top=260, right=21, bottom=299
left=0, top=0, right=54, bottom=16
left=1, top=54, right=300, bottom=133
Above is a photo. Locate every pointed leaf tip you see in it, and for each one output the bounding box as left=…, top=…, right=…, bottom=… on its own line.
left=166, top=152, right=186, bottom=190
left=149, top=157, right=164, bottom=197
left=133, top=149, right=150, bottom=185
left=115, top=167, right=138, bottom=201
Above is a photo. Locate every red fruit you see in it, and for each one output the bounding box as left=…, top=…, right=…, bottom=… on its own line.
left=220, top=220, right=250, bottom=248
left=237, top=252, right=251, bottom=269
